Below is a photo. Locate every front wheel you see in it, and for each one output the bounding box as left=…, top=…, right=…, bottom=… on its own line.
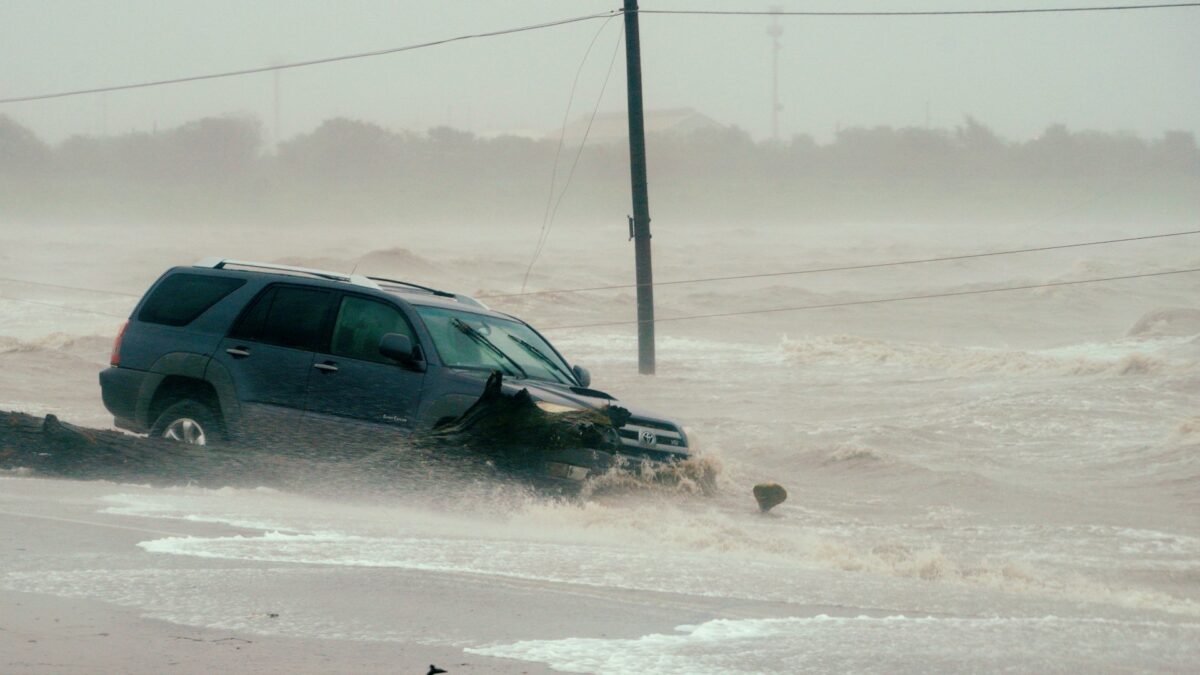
left=150, top=399, right=221, bottom=446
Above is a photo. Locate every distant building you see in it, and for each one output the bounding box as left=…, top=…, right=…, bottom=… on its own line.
left=554, top=107, right=725, bottom=144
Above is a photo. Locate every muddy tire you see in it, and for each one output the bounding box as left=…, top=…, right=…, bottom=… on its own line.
left=150, top=399, right=222, bottom=447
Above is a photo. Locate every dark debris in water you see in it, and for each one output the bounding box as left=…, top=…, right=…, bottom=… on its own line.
left=753, top=482, right=788, bottom=512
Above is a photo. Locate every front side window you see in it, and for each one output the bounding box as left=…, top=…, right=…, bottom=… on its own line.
left=414, top=305, right=575, bottom=384
left=228, top=285, right=334, bottom=352
left=329, top=296, right=414, bottom=363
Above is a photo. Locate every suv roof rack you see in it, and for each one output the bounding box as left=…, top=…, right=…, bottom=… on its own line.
left=193, top=258, right=380, bottom=290
left=367, top=276, right=454, bottom=297
left=192, top=258, right=489, bottom=308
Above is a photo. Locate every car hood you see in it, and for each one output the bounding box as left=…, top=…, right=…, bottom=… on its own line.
left=504, top=378, right=683, bottom=434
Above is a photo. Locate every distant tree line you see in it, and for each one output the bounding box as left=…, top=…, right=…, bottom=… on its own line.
left=1, top=113, right=1196, bottom=227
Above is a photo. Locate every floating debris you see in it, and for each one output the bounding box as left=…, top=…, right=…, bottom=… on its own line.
left=753, top=482, right=788, bottom=512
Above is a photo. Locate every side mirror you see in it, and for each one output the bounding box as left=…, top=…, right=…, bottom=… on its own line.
left=572, top=365, right=591, bottom=388
left=379, top=333, right=421, bottom=369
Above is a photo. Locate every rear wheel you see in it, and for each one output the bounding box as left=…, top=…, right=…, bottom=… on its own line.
left=151, top=399, right=222, bottom=446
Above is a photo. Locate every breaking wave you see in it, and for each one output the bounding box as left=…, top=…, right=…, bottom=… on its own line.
left=1177, top=417, right=1200, bottom=440
left=0, top=332, right=112, bottom=360
left=823, top=443, right=886, bottom=464
left=1128, top=308, right=1200, bottom=337
left=275, top=247, right=440, bottom=279
left=779, top=334, right=1192, bottom=377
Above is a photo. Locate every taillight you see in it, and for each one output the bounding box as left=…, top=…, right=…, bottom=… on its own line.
left=110, top=321, right=128, bottom=366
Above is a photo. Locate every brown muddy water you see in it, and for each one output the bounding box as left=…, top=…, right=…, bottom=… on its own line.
left=1, top=219, right=1197, bottom=673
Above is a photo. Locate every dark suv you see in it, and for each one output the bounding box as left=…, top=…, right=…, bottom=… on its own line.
left=99, top=259, right=689, bottom=480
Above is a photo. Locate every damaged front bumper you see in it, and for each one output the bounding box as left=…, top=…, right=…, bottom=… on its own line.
left=537, top=412, right=691, bottom=482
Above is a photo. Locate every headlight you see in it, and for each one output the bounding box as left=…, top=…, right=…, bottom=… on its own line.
left=535, top=401, right=583, bottom=415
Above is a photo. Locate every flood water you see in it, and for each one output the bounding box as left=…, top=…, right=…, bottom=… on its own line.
left=1, top=218, right=1198, bottom=673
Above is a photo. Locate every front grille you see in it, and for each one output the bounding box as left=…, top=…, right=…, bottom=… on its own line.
left=618, top=428, right=686, bottom=448
left=618, top=417, right=688, bottom=454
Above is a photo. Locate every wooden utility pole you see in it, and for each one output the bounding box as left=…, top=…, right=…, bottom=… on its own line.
left=623, top=0, right=656, bottom=375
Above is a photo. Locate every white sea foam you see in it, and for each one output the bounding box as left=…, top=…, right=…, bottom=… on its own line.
left=100, top=492, right=298, bottom=533
left=468, top=614, right=1200, bottom=675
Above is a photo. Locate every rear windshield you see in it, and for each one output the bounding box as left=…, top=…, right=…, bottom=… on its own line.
left=138, top=273, right=245, bottom=327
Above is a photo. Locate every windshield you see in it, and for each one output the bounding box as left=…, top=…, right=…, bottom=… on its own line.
left=415, top=305, right=576, bottom=385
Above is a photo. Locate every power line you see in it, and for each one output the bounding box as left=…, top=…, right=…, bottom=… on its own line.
left=637, top=3, right=1200, bottom=18
left=5, top=3, right=1184, bottom=107
left=521, top=16, right=619, bottom=292
left=479, top=229, right=1200, bottom=299
left=540, top=267, right=1200, bottom=330
left=527, top=17, right=615, bottom=290
left=521, top=22, right=625, bottom=292
left=2, top=266, right=1195, bottom=328
left=0, top=10, right=620, bottom=105
left=1, top=229, right=1194, bottom=309
left=2, top=3, right=1190, bottom=106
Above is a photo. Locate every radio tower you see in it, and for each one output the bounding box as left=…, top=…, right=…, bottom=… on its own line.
left=767, top=7, right=783, bottom=142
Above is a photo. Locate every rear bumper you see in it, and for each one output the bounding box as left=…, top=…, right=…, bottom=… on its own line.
left=99, top=366, right=150, bottom=432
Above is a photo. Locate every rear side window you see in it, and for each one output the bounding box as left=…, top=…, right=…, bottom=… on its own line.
left=228, top=285, right=335, bottom=352
left=138, top=273, right=245, bottom=327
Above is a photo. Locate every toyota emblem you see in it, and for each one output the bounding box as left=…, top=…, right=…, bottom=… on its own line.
left=638, top=430, right=657, bottom=447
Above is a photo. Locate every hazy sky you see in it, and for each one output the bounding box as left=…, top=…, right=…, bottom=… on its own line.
left=2, top=0, right=1197, bottom=144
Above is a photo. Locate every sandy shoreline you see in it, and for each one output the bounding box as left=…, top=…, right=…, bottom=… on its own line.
left=0, top=475, right=810, bottom=675
left=3, top=589, right=546, bottom=675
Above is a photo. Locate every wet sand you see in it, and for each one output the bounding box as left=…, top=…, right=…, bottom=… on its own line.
left=4, top=589, right=537, bottom=675
left=1, top=476, right=812, bottom=675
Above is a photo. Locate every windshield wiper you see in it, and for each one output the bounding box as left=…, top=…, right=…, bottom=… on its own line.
left=451, top=318, right=527, bottom=379
left=508, top=334, right=573, bottom=385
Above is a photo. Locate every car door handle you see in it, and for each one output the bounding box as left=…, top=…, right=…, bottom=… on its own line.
left=313, top=361, right=339, bottom=373
left=226, top=347, right=250, bottom=358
